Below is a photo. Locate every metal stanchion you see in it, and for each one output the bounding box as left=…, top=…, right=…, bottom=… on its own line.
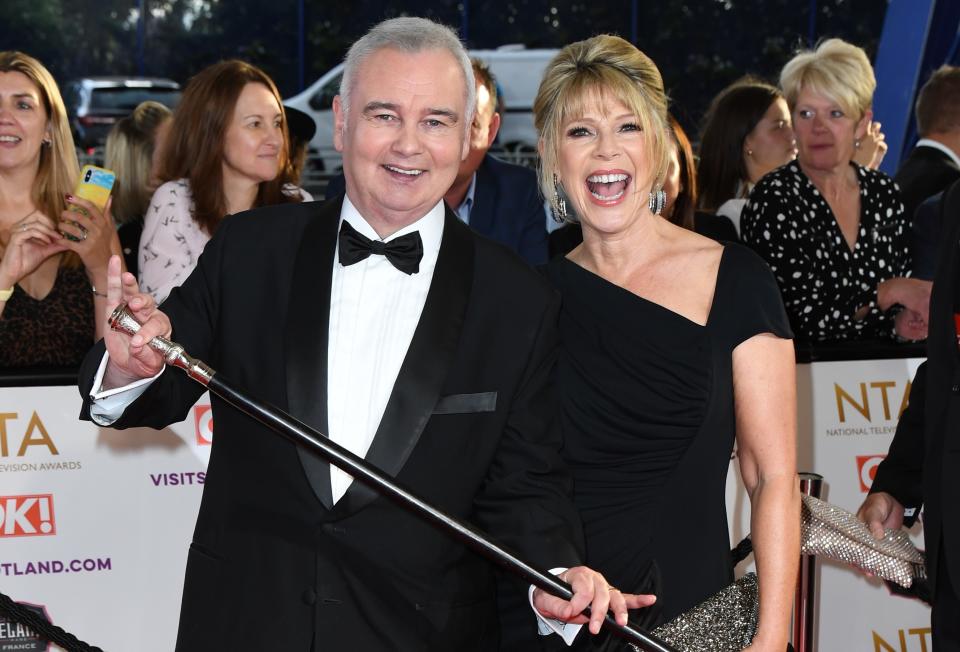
left=794, top=472, right=824, bottom=652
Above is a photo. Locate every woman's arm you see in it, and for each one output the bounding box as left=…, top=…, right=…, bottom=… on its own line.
left=733, top=332, right=800, bottom=652
left=138, top=182, right=202, bottom=304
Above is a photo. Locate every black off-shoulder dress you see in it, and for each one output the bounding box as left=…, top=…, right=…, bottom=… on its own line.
left=544, top=244, right=791, bottom=649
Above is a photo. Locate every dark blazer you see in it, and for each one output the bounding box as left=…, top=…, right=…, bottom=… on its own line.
left=78, top=197, right=583, bottom=651
left=871, top=179, right=960, bottom=598
left=468, top=154, right=547, bottom=265
left=324, top=154, right=548, bottom=265
left=894, top=144, right=960, bottom=223
left=911, top=192, right=943, bottom=281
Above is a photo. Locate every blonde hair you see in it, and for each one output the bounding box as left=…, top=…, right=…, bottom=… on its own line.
left=105, top=101, right=172, bottom=224
left=780, top=38, right=875, bottom=119
left=0, top=51, right=80, bottom=266
left=533, top=35, right=670, bottom=219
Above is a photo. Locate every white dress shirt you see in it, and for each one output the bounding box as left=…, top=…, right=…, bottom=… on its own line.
left=326, top=196, right=444, bottom=502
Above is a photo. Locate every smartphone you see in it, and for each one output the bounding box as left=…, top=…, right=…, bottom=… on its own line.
left=73, top=164, right=116, bottom=211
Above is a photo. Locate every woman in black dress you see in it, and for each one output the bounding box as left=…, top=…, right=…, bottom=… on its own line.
left=532, top=36, right=799, bottom=650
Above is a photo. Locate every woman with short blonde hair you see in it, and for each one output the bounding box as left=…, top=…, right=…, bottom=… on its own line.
left=535, top=34, right=799, bottom=650
left=742, top=38, right=927, bottom=343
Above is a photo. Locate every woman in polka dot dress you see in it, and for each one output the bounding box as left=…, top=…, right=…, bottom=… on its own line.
left=742, top=38, right=930, bottom=343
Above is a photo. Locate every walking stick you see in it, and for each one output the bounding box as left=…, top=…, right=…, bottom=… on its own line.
left=109, top=303, right=678, bottom=652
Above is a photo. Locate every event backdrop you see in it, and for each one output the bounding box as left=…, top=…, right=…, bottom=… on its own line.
left=1, top=357, right=932, bottom=651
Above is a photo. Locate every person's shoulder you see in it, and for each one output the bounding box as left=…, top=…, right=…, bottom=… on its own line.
left=468, top=223, right=555, bottom=297
left=721, top=241, right=774, bottom=275
left=481, top=153, right=539, bottom=186
left=219, top=195, right=333, bottom=242
left=856, top=162, right=895, bottom=186
left=149, top=178, right=191, bottom=206
left=751, top=161, right=800, bottom=197
left=856, top=164, right=903, bottom=203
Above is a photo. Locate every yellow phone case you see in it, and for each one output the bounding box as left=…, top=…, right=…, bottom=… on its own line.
left=74, top=165, right=116, bottom=210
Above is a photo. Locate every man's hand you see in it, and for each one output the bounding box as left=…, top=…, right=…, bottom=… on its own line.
left=857, top=491, right=906, bottom=540
left=532, top=566, right=656, bottom=635
left=102, top=255, right=172, bottom=389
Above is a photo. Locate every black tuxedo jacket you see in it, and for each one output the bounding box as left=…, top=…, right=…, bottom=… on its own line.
left=78, top=198, right=583, bottom=651
left=871, top=179, right=960, bottom=597
left=894, top=144, right=960, bottom=223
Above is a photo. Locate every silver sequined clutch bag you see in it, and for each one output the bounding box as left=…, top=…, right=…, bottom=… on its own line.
left=800, top=494, right=925, bottom=588
left=628, top=573, right=759, bottom=652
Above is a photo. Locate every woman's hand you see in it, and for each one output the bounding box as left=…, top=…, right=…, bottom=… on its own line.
left=0, top=212, right=67, bottom=289
left=59, top=194, right=121, bottom=287
left=852, top=121, right=887, bottom=170
left=877, top=277, right=931, bottom=317
left=894, top=308, right=928, bottom=340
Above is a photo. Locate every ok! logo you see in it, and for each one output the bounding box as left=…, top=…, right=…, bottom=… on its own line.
left=194, top=404, right=213, bottom=446
left=856, top=455, right=886, bottom=493
left=0, top=494, right=56, bottom=537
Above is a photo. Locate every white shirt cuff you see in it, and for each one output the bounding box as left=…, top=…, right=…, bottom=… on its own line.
left=88, top=352, right=162, bottom=425
left=529, top=567, right=583, bottom=645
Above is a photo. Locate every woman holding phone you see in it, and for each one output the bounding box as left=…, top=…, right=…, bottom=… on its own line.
left=139, top=60, right=308, bottom=303
left=0, top=51, right=121, bottom=367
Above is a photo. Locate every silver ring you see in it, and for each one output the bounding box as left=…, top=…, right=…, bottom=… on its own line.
left=18, top=223, right=27, bottom=232
left=78, top=226, right=88, bottom=242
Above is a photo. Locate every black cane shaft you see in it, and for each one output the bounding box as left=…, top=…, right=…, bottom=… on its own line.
left=205, top=374, right=676, bottom=652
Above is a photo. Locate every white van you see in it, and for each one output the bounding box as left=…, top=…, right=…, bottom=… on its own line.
left=284, top=45, right=558, bottom=170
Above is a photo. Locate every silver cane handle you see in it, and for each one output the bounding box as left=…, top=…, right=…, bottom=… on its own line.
left=108, top=302, right=216, bottom=385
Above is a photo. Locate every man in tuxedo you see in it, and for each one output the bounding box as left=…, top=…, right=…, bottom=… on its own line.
left=79, top=17, right=650, bottom=652
left=894, top=65, right=960, bottom=223
left=859, top=180, right=960, bottom=650
left=442, top=59, right=548, bottom=265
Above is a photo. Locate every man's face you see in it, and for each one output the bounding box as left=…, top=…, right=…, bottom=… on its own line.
left=334, top=47, right=470, bottom=237
left=457, top=79, right=501, bottom=181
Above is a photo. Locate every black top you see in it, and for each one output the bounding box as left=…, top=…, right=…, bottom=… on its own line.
left=545, top=244, right=791, bottom=637
left=0, top=265, right=93, bottom=367
left=741, top=160, right=909, bottom=343
left=117, top=216, right=144, bottom=279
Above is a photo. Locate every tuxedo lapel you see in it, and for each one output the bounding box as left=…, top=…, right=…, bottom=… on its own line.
left=286, top=197, right=343, bottom=510
left=333, top=210, right=476, bottom=516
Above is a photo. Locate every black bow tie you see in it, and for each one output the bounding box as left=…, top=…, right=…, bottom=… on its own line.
left=338, top=219, right=423, bottom=275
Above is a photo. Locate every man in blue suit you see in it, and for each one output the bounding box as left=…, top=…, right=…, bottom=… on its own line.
left=442, top=59, right=549, bottom=265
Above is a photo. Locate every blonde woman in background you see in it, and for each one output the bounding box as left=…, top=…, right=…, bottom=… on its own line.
left=0, top=51, right=120, bottom=366
left=105, top=100, right=172, bottom=278
left=104, top=100, right=173, bottom=275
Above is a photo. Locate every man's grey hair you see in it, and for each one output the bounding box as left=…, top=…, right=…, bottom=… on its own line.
left=339, top=17, right=476, bottom=129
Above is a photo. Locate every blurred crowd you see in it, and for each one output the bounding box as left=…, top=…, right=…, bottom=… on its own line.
left=2, top=37, right=958, bottom=368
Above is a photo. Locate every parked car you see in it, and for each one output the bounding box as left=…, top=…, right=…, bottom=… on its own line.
left=63, top=77, right=181, bottom=150
left=284, top=45, right=557, bottom=170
